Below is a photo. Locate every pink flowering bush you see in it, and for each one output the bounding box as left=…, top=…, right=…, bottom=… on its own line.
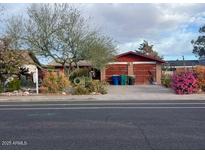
left=171, top=72, right=198, bottom=95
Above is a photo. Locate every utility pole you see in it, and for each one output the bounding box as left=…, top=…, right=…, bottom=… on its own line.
left=182, top=56, right=185, bottom=72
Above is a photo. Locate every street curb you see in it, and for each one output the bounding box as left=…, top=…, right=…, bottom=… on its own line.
left=0, top=99, right=205, bottom=104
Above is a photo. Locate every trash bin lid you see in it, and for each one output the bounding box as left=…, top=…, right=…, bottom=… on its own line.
left=129, top=75, right=135, bottom=78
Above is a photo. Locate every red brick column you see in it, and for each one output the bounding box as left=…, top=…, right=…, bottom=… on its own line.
left=128, top=62, right=134, bottom=76
left=156, top=64, right=162, bottom=84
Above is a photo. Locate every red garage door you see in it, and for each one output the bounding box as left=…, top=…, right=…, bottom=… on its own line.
left=133, top=64, right=156, bottom=84
left=105, top=64, right=128, bottom=83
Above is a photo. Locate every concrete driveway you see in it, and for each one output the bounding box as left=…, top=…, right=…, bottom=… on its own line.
left=108, top=85, right=173, bottom=95
left=105, top=85, right=205, bottom=100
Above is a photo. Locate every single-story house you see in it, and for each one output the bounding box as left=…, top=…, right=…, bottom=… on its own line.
left=101, top=51, right=165, bottom=85
left=47, top=60, right=92, bottom=71
left=18, top=51, right=43, bottom=85
left=47, top=51, right=165, bottom=85
left=1, top=51, right=42, bottom=91
left=46, top=60, right=101, bottom=79
left=20, top=51, right=42, bottom=72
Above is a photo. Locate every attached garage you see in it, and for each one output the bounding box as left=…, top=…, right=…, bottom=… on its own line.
left=101, top=51, right=165, bottom=85
left=133, top=63, right=156, bottom=84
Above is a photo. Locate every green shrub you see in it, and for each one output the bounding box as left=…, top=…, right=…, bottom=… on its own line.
left=73, top=77, right=85, bottom=86
left=69, top=68, right=90, bottom=83
left=73, top=85, right=89, bottom=95
left=73, top=80, right=108, bottom=95
left=84, top=77, right=92, bottom=86
left=20, top=75, right=35, bottom=88
left=161, top=74, right=172, bottom=88
left=0, top=82, right=3, bottom=93
left=7, top=79, right=21, bottom=92
left=87, top=80, right=108, bottom=94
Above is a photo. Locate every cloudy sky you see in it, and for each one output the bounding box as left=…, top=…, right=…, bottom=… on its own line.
left=1, top=3, right=205, bottom=61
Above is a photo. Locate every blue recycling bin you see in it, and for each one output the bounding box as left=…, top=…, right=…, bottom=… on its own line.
left=112, top=75, right=120, bottom=85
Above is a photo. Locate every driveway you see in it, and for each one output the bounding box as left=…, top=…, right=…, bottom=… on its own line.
left=108, top=85, right=173, bottom=95
left=104, top=85, right=205, bottom=100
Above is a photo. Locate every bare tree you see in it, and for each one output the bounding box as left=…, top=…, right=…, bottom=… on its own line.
left=6, top=4, right=116, bottom=74
left=6, top=15, right=24, bottom=50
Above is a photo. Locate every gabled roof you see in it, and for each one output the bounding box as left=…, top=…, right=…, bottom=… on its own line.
left=116, top=51, right=165, bottom=63
left=6, top=50, right=41, bottom=66
left=47, top=60, right=92, bottom=67
left=19, top=51, right=41, bottom=66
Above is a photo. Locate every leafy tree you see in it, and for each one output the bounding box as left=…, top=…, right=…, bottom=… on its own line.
left=138, top=40, right=163, bottom=59
left=81, top=34, right=116, bottom=70
left=6, top=4, right=116, bottom=74
left=0, top=38, right=24, bottom=89
left=191, top=25, right=205, bottom=58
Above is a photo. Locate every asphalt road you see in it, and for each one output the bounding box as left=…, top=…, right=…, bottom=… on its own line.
left=0, top=100, right=205, bottom=150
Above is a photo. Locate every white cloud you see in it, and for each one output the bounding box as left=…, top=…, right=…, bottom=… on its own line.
left=117, top=30, right=198, bottom=59
left=82, top=3, right=205, bottom=59
left=2, top=3, right=205, bottom=60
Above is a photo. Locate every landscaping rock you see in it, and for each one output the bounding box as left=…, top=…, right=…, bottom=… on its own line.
left=23, top=91, right=30, bottom=96
left=0, top=90, right=33, bottom=96
left=91, top=92, right=96, bottom=95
